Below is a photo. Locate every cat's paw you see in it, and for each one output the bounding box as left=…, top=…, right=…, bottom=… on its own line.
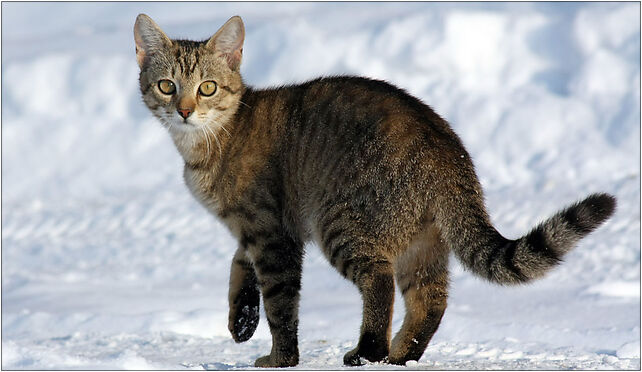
left=228, top=303, right=259, bottom=343
left=387, top=354, right=411, bottom=366
left=343, top=348, right=366, bottom=366
left=254, top=353, right=298, bottom=368
left=343, top=345, right=388, bottom=366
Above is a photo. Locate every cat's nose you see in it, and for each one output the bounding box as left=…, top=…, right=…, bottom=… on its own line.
left=177, top=108, right=192, bottom=119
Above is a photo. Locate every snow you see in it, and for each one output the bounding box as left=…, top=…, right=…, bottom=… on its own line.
left=2, top=2, right=639, bottom=370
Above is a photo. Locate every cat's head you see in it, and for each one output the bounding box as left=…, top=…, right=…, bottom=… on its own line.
left=134, top=14, right=245, bottom=134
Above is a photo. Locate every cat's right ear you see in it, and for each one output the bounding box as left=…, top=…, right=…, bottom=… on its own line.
left=134, top=14, right=172, bottom=68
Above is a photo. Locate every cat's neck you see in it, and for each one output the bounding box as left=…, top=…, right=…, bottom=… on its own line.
left=169, top=129, right=220, bottom=169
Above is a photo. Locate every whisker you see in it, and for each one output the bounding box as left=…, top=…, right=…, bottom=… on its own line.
left=207, top=127, right=213, bottom=156
left=206, top=125, right=222, bottom=156
left=201, top=126, right=211, bottom=156
left=220, top=124, right=231, bottom=138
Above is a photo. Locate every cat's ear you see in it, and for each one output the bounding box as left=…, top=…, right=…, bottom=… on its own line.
left=134, top=14, right=172, bottom=68
left=206, top=16, right=245, bottom=71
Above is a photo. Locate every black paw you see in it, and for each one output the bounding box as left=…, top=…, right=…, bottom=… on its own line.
left=343, top=345, right=388, bottom=366
left=343, top=348, right=366, bottom=366
left=229, top=303, right=259, bottom=342
left=228, top=281, right=260, bottom=343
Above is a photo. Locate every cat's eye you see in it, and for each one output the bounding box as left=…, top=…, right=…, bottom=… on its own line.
left=158, top=80, right=176, bottom=95
left=199, top=81, right=217, bottom=97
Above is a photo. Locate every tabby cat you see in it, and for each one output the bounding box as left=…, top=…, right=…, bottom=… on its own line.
left=134, top=14, right=616, bottom=367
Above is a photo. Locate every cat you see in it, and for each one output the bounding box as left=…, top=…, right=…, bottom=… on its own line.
left=134, top=14, right=616, bottom=367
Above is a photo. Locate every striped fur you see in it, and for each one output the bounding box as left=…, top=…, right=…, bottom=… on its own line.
left=135, top=14, right=617, bottom=367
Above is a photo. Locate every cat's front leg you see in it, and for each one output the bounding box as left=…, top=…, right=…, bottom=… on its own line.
left=249, top=234, right=304, bottom=368
left=228, top=247, right=260, bottom=343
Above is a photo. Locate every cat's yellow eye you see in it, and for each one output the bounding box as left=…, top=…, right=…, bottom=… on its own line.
left=199, top=81, right=217, bottom=97
left=158, top=80, right=176, bottom=95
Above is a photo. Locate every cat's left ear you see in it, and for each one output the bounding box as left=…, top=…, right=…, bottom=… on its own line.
left=206, top=16, right=245, bottom=71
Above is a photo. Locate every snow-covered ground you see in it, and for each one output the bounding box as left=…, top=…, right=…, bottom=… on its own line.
left=2, top=2, right=640, bottom=369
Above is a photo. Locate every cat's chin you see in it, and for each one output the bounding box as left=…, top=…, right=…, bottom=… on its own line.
left=163, top=120, right=197, bottom=133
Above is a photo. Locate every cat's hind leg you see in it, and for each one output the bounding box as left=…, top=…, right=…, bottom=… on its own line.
left=228, top=247, right=260, bottom=343
left=389, top=222, right=449, bottom=365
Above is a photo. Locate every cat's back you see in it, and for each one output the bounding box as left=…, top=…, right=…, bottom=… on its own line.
left=261, top=76, right=468, bottom=176
left=240, top=76, right=460, bottom=146
left=263, top=76, right=463, bottom=153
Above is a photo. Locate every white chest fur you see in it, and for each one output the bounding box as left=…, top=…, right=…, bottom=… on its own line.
left=183, top=166, right=220, bottom=215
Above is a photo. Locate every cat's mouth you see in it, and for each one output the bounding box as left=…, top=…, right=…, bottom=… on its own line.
left=162, top=117, right=197, bottom=132
left=175, top=115, right=198, bottom=126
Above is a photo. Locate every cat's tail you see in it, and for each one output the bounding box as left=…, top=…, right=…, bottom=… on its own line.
left=435, top=190, right=616, bottom=285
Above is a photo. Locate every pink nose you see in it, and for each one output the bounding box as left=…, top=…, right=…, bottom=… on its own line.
left=177, top=108, right=192, bottom=119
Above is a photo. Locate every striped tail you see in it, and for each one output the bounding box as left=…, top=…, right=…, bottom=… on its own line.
left=437, top=192, right=616, bottom=285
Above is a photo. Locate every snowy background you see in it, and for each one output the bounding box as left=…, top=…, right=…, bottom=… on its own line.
left=2, top=2, right=640, bottom=369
